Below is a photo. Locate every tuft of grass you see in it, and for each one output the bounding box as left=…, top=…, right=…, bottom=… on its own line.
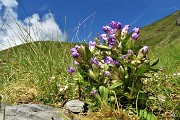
left=0, top=41, right=76, bottom=104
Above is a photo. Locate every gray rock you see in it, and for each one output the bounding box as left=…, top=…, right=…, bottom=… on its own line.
left=0, top=104, right=66, bottom=120
left=65, top=100, right=85, bottom=113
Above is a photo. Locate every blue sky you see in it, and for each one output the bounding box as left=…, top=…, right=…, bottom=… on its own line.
left=0, top=0, right=180, bottom=49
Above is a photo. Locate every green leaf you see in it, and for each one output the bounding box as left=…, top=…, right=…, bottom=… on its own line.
left=99, top=86, right=109, bottom=102
left=101, top=63, right=109, bottom=71
left=149, top=96, right=156, bottom=100
left=88, top=69, right=97, bottom=80
left=110, top=81, right=123, bottom=89
left=122, top=32, right=133, bottom=44
left=84, top=43, right=92, bottom=61
left=95, top=45, right=111, bottom=51
left=150, top=58, right=159, bottom=66
left=139, top=109, right=156, bottom=120
left=136, top=65, right=149, bottom=76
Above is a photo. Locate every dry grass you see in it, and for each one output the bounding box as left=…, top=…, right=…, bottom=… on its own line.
left=1, top=80, right=38, bottom=104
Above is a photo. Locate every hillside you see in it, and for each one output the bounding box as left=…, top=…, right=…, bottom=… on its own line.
left=137, top=10, right=180, bottom=72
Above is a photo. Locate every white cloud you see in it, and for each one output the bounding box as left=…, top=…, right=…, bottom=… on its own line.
left=0, top=0, right=18, bottom=8
left=0, top=0, right=65, bottom=50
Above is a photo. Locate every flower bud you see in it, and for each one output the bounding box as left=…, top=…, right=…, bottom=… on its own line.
left=104, top=71, right=111, bottom=76
left=104, top=56, right=114, bottom=65
left=89, top=41, right=96, bottom=52
left=131, top=32, right=139, bottom=40
left=110, top=21, right=122, bottom=29
left=90, top=57, right=99, bottom=65
left=137, top=46, right=149, bottom=60
left=102, top=26, right=112, bottom=34
left=67, top=67, right=75, bottom=74
left=132, top=27, right=139, bottom=34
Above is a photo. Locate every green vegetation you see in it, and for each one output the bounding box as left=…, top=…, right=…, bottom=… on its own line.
left=0, top=11, right=179, bottom=119
left=137, top=10, right=180, bottom=73
left=0, top=41, right=75, bottom=104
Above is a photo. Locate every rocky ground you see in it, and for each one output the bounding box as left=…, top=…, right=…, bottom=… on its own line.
left=0, top=100, right=85, bottom=120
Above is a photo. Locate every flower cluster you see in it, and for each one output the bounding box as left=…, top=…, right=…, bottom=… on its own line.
left=68, top=21, right=159, bottom=108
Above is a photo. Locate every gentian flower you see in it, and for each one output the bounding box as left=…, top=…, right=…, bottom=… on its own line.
left=75, top=45, right=81, bottom=50
left=110, top=21, right=122, bottom=29
left=122, top=25, right=130, bottom=34
left=113, top=59, right=120, bottom=64
left=89, top=41, right=96, bottom=52
left=141, top=46, right=148, bottom=54
left=90, top=89, right=97, bottom=95
left=70, top=47, right=77, bottom=53
left=131, top=32, right=139, bottom=40
left=127, top=50, right=133, bottom=55
left=71, top=51, right=79, bottom=58
left=137, top=46, right=149, bottom=60
left=91, top=57, right=99, bottom=65
left=104, top=71, right=111, bottom=76
left=101, top=34, right=108, bottom=41
left=102, top=26, right=112, bottom=34
left=104, top=56, right=114, bottom=64
left=68, top=67, right=75, bottom=74
left=122, top=55, right=128, bottom=59
left=108, top=38, right=116, bottom=47
left=74, top=60, right=79, bottom=65
left=132, top=27, right=139, bottom=34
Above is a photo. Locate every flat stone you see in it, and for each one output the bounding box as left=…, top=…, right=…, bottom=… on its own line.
left=65, top=100, right=85, bottom=113
left=0, top=104, right=65, bottom=120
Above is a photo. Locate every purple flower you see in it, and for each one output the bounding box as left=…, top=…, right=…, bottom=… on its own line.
left=128, top=50, right=133, bottom=55
left=122, top=55, right=128, bottom=59
left=122, top=25, right=130, bottom=33
left=74, top=60, right=79, bottom=65
left=131, top=32, right=139, bottom=40
left=102, top=26, right=112, bottom=34
left=75, top=45, right=81, bottom=50
left=67, top=67, right=75, bottom=74
left=132, top=27, right=139, bottom=34
left=90, top=90, right=97, bottom=95
left=113, top=59, right=120, bottom=64
left=104, top=71, right=111, bottom=76
left=91, top=57, right=99, bottom=65
left=110, top=21, right=122, bottom=29
left=110, top=34, right=116, bottom=39
left=101, top=34, right=108, bottom=40
left=72, top=52, right=79, bottom=58
left=108, top=38, right=116, bottom=46
left=89, top=41, right=96, bottom=51
left=70, top=48, right=77, bottom=53
left=104, top=56, right=114, bottom=64
left=141, top=46, right=148, bottom=54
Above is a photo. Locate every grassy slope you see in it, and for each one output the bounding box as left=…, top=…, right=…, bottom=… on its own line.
left=0, top=41, right=75, bottom=103
left=137, top=10, right=180, bottom=73
left=0, top=11, right=179, bottom=103
left=0, top=11, right=180, bottom=119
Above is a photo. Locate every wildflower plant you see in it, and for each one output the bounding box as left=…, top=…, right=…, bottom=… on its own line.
left=68, top=21, right=159, bottom=110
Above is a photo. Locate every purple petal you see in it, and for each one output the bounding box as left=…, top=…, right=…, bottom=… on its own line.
left=122, top=25, right=130, bottom=33
left=91, top=57, right=99, bottom=65
left=142, top=46, right=148, bottom=54
left=131, top=32, right=139, bottom=40
left=70, top=48, right=77, bottom=53
left=104, top=71, right=111, bottom=76
left=132, top=27, right=139, bottom=34
left=68, top=67, right=75, bottom=74
left=102, top=26, right=112, bottom=33
left=72, top=52, right=80, bottom=58
left=110, top=21, right=122, bottom=29
left=101, top=34, right=108, bottom=40
left=90, top=90, right=97, bottom=95
left=104, top=56, right=114, bottom=64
